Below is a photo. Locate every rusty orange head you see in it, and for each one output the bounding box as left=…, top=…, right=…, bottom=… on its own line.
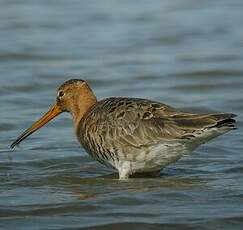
left=11, top=79, right=97, bottom=149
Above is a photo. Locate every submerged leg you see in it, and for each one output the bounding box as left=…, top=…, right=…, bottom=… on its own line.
left=118, top=161, right=132, bottom=180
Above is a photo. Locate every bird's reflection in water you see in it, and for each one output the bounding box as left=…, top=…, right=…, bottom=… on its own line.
left=60, top=171, right=206, bottom=201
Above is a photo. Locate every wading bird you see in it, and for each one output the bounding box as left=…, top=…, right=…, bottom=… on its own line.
left=11, top=79, right=236, bottom=179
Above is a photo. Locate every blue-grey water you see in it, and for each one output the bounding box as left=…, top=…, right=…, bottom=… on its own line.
left=1, top=1, right=243, bottom=229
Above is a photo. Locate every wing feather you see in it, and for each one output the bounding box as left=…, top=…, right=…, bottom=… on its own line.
left=80, top=97, right=236, bottom=151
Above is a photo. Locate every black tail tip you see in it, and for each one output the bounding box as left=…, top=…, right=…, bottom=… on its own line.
left=216, top=116, right=237, bottom=128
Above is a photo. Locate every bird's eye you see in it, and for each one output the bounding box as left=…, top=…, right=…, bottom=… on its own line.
left=58, top=91, right=64, bottom=97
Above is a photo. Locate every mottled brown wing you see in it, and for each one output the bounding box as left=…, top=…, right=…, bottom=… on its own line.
left=81, top=97, right=236, bottom=150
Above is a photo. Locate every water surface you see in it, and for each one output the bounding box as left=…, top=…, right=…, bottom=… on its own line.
left=1, top=1, right=243, bottom=229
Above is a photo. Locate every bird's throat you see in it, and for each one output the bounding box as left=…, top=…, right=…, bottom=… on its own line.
left=71, top=94, right=97, bottom=129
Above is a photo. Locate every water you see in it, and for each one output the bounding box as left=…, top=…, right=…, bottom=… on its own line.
left=1, top=0, right=243, bottom=229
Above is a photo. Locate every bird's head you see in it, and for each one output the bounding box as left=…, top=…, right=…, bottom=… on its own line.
left=10, top=79, right=97, bottom=149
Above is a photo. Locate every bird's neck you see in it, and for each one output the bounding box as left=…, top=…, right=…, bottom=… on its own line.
left=71, top=93, right=97, bottom=129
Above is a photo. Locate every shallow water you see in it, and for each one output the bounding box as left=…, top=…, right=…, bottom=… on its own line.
left=1, top=0, right=243, bottom=229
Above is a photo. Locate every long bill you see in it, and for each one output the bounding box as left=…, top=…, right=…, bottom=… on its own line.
left=10, top=104, right=62, bottom=149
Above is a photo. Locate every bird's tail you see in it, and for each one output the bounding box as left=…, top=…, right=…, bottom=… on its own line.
left=208, top=113, right=236, bottom=129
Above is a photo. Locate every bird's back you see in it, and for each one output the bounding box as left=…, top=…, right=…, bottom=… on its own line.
left=77, top=97, right=236, bottom=173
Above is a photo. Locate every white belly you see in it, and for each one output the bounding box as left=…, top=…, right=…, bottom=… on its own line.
left=114, top=142, right=190, bottom=179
